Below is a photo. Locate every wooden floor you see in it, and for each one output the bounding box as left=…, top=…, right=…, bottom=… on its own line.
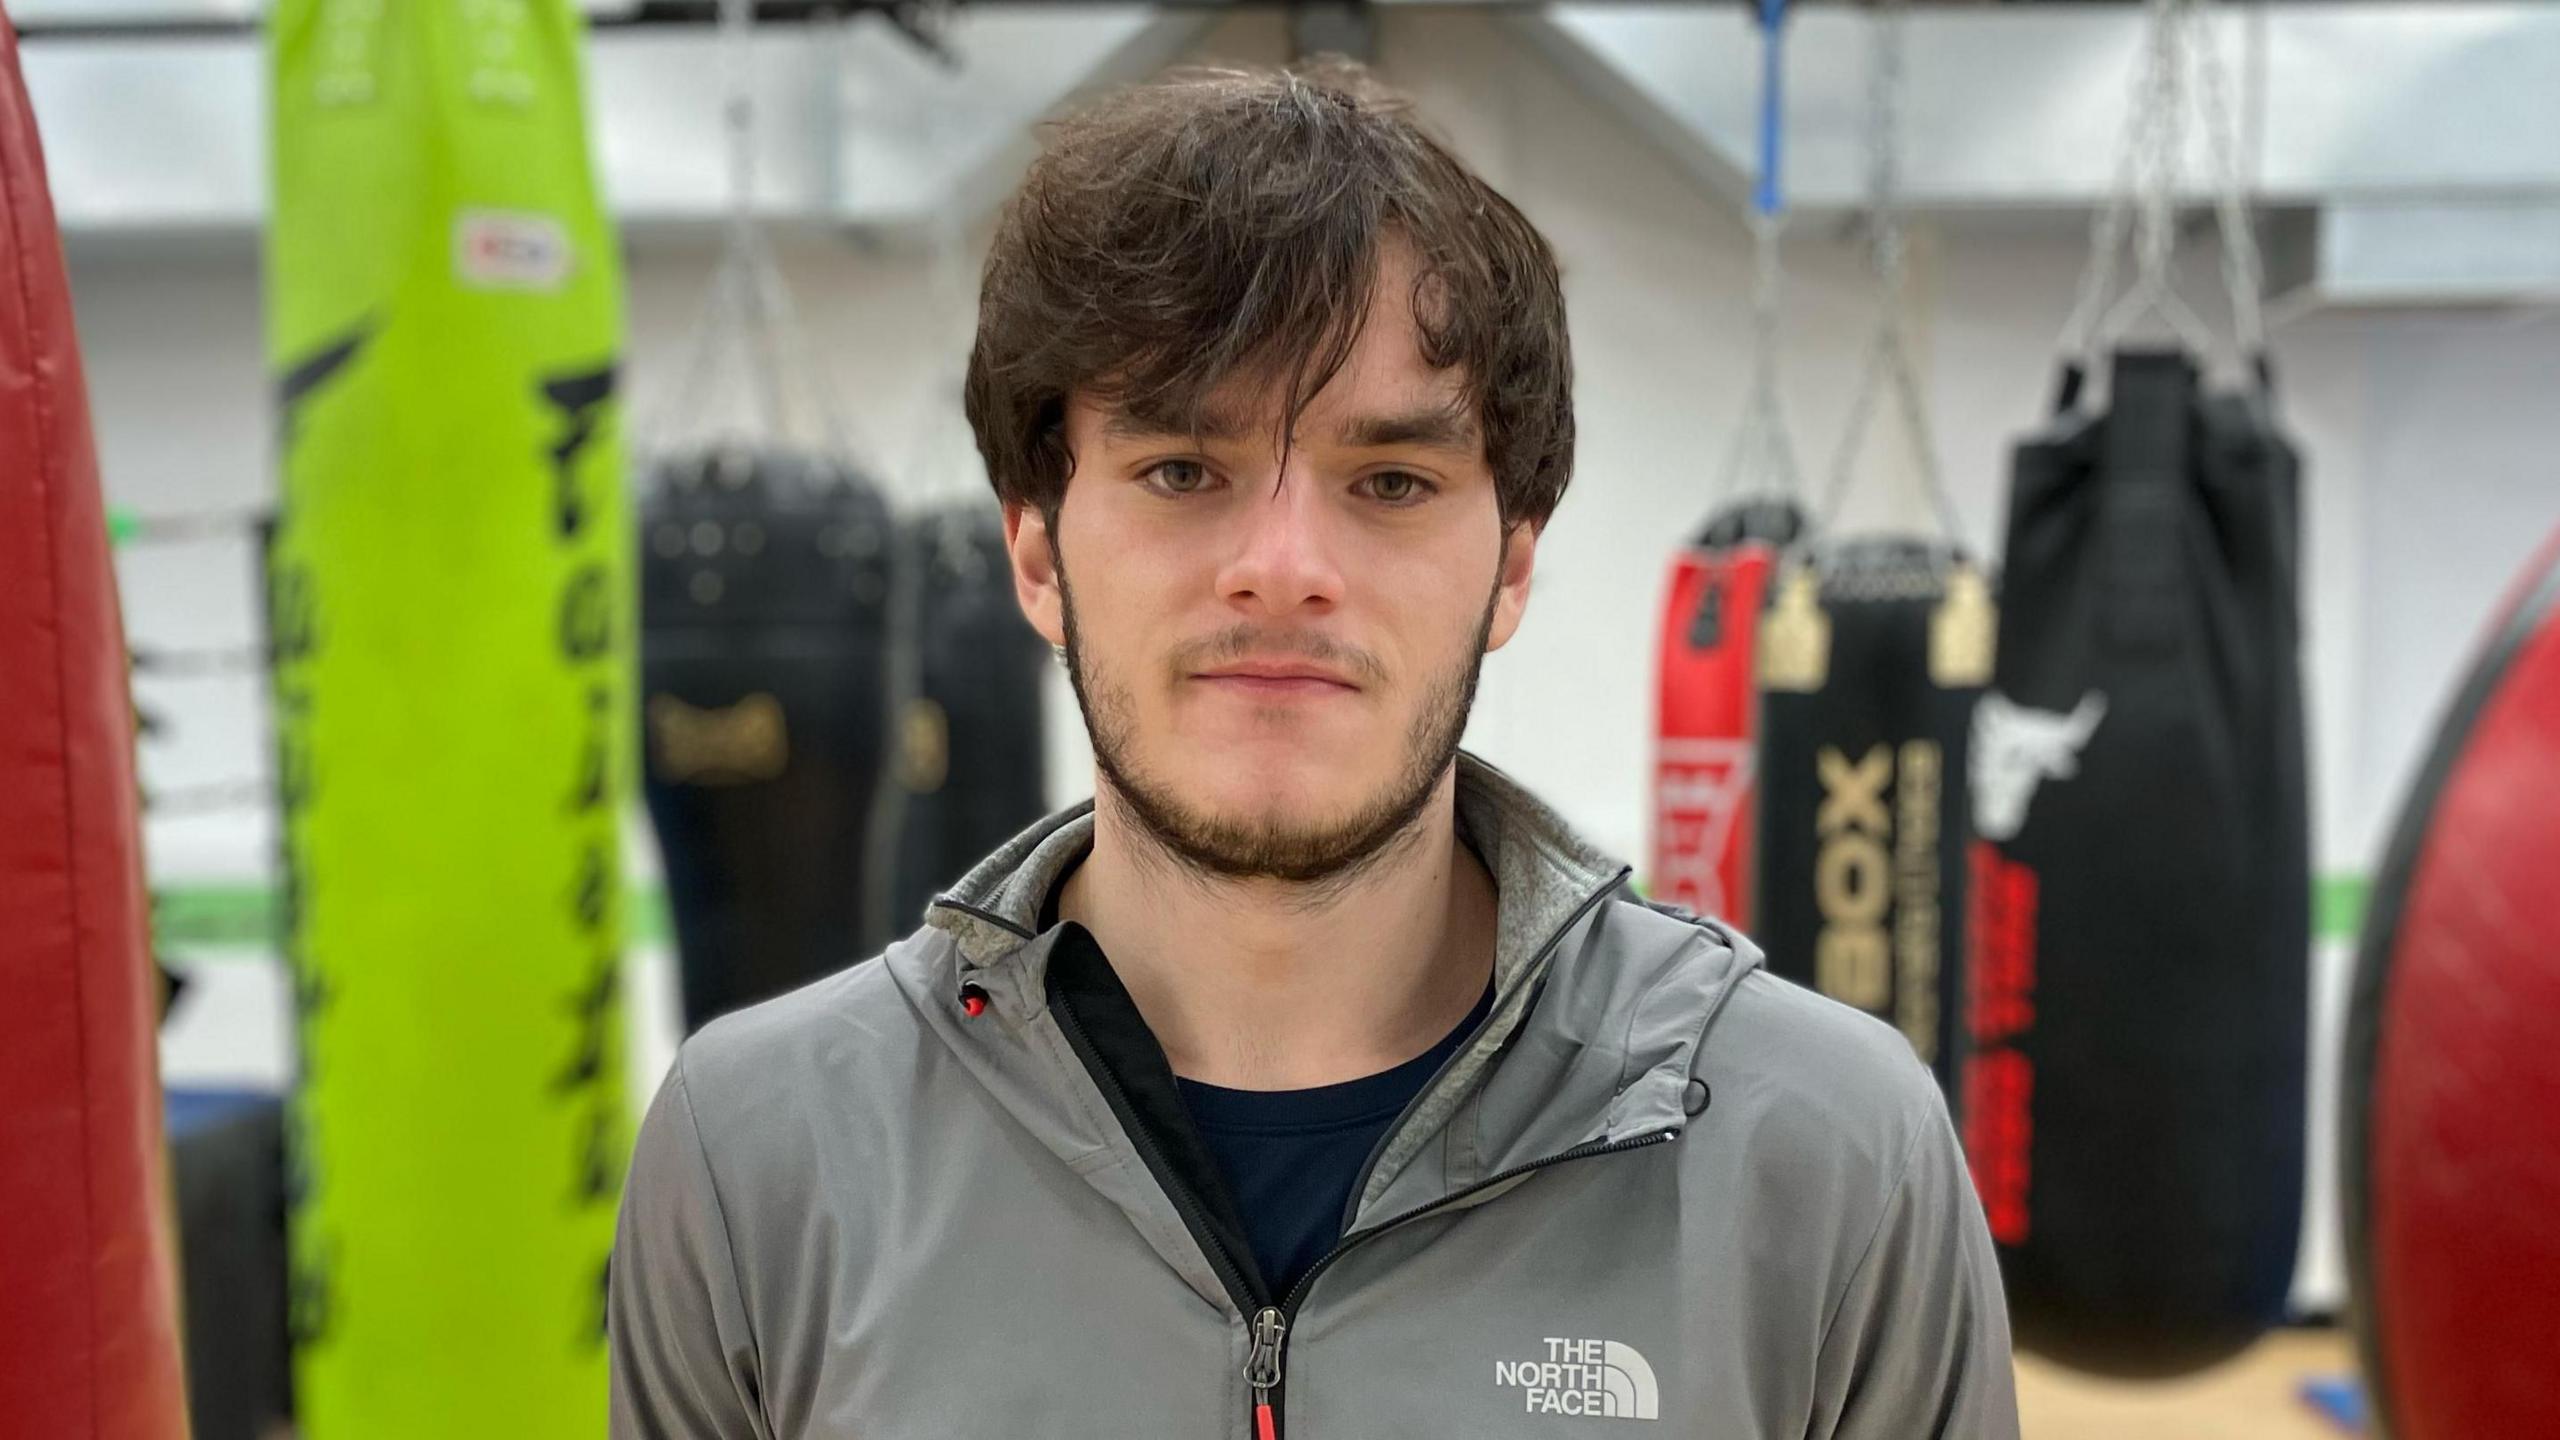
left=2015, top=1329, right=2361, bottom=1439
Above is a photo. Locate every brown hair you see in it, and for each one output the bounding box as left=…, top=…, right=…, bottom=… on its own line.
left=964, top=59, right=1574, bottom=532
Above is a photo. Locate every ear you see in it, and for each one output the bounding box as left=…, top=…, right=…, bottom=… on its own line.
left=1004, top=501, right=1068, bottom=649
left=1483, top=520, right=1541, bottom=653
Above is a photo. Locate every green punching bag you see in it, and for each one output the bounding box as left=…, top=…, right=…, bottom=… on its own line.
left=266, top=2, right=631, bottom=1434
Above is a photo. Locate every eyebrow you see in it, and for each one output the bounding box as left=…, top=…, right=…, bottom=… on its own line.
left=1102, top=401, right=1480, bottom=454
left=1337, top=405, right=1479, bottom=453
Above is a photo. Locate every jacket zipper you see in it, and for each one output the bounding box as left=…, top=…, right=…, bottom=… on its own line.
left=1044, top=866, right=1656, bottom=1439
left=1240, top=1126, right=1680, bottom=1438
left=1049, top=991, right=1269, bottom=1314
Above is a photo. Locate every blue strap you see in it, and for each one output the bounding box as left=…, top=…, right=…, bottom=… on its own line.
left=1754, top=0, right=1788, bottom=219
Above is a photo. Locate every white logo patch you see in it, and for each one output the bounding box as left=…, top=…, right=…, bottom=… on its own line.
left=1494, top=1338, right=1660, bottom=1420
left=1970, top=691, right=2108, bottom=842
left=454, top=210, right=571, bottom=291
left=1654, top=738, right=1755, bottom=919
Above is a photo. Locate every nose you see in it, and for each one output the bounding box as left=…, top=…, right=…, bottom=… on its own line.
left=1213, top=462, right=1344, bottom=619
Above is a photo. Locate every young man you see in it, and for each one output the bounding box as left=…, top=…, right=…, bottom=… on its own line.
left=611, top=61, right=2017, bottom=1439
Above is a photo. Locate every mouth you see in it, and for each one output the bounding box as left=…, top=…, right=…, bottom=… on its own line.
left=1191, top=662, right=1362, bottom=698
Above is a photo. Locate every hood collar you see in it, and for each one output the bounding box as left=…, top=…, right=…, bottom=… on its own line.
left=923, top=750, right=1632, bottom=992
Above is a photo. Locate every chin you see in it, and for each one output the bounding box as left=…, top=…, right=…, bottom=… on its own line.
left=1182, top=748, right=1339, bottom=810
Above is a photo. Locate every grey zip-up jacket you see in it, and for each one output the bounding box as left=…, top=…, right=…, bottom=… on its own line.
left=610, top=753, right=2018, bottom=1438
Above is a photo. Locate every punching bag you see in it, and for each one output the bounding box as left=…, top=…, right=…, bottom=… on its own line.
left=1967, top=350, right=2308, bottom=1377
left=268, top=3, right=633, bottom=1433
left=0, top=5, right=191, bottom=1430
left=1653, top=500, right=1802, bottom=926
left=884, top=501, right=1049, bottom=944
left=2345, top=531, right=2560, bottom=1440
left=640, top=447, right=893, bottom=1028
left=1756, top=539, right=1991, bottom=1103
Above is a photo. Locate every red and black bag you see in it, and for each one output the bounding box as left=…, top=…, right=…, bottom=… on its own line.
left=1653, top=500, right=1802, bottom=926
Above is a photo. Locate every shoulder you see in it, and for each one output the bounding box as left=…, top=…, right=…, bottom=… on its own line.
left=659, top=944, right=934, bottom=1176
left=680, top=949, right=910, bottom=1085
left=1690, top=959, right=1945, bottom=1193
left=1595, top=892, right=1940, bottom=1183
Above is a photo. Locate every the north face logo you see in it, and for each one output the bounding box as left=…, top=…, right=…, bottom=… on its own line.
left=1494, top=1338, right=1660, bottom=1420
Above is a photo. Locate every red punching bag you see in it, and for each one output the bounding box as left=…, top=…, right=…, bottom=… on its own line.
left=0, top=7, right=193, bottom=1437
left=2346, top=529, right=2560, bottom=1440
left=1654, top=500, right=1800, bottom=925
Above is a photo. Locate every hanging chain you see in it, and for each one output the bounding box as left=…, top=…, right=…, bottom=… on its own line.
left=2059, top=0, right=2269, bottom=381
left=2062, top=0, right=2172, bottom=362
left=635, top=0, right=865, bottom=469
left=1715, top=1, right=1804, bottom=505
left=2135, top=4, right=2186, bottom=309
left=2191, top=1, right=2266, bottom=357
left=1718, top=212, right=1805, bottom=502
left=1868, top=0, right=1907, bottom=312
left=1818, top=0, right=1964, bottom=542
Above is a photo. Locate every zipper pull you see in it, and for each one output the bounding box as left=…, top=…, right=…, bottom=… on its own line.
left=1245, top=1306, right=1288, bottom=1440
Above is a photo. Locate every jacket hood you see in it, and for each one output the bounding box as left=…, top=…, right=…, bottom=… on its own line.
left=894, top=750, right=1765, bottom=1240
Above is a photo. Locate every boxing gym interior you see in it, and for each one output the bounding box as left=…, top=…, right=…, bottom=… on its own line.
left=5, top=0, right=2555, bottom=1437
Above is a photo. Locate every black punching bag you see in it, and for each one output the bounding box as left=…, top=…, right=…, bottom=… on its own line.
left=881, top=502, right=1050, bottom=945
left=1755, top=538, right=1991, bottom=1105
left=1966, top=351, right=2308, bottom=1377
left=640, top=446, right=893, bottom=1030
left=2345, top=531, right=2560, bottom=1440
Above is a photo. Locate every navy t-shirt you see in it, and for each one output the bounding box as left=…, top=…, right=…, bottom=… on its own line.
left=1174, top=980, right=1497, bottom=1299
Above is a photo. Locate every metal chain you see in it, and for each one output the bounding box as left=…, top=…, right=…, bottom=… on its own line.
left=635, top=0, right=866, bottom=470
left=2191, top=1, right=2267, bottom=356
left=2061, top=0, right=2174, bottom=361
left=1715, top=2, right=1804, bottom=504
left=2134, top=6, right=2185, bottom=308
left=1868, top=0, right=1907, bottom=308
left=1819, top=0, right=1964, bottom=542
left=1718, top=212, right=1805, bottom=502
left=2060, top=0, right=2269, bottom=381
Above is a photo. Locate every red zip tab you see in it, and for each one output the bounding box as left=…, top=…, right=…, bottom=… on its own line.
left=1245, top=1306, right=1288, bottom=1439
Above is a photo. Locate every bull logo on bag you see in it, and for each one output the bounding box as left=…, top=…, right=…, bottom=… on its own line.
left=1969, top=691, right=2107, bottom=843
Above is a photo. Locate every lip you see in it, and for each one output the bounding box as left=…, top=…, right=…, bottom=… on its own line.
left=1195, top=674, right=1357, bottom=698
left=1192, top=663, right=1361, bottom=697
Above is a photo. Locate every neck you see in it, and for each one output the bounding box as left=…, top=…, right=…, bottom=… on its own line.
left=1056, top=765, right=1498, bottom=1091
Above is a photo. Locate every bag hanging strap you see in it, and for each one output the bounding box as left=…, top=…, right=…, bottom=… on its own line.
left=2097, top=352, right=2194, bottom=658
left=1816, top=0, right=1967, bottom=549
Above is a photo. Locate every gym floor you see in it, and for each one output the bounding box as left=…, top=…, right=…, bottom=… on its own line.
left=2015, top=1329, right=2358, bottom=1438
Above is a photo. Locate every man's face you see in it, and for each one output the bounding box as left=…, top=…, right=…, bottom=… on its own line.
left=1004, top=247, right=1540, bottom=884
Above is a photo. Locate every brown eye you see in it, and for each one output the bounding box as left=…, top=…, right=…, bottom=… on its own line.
left=1148, top=460, right=1211, bottom=494
left=1364, top=471, right=1433, bottom=505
